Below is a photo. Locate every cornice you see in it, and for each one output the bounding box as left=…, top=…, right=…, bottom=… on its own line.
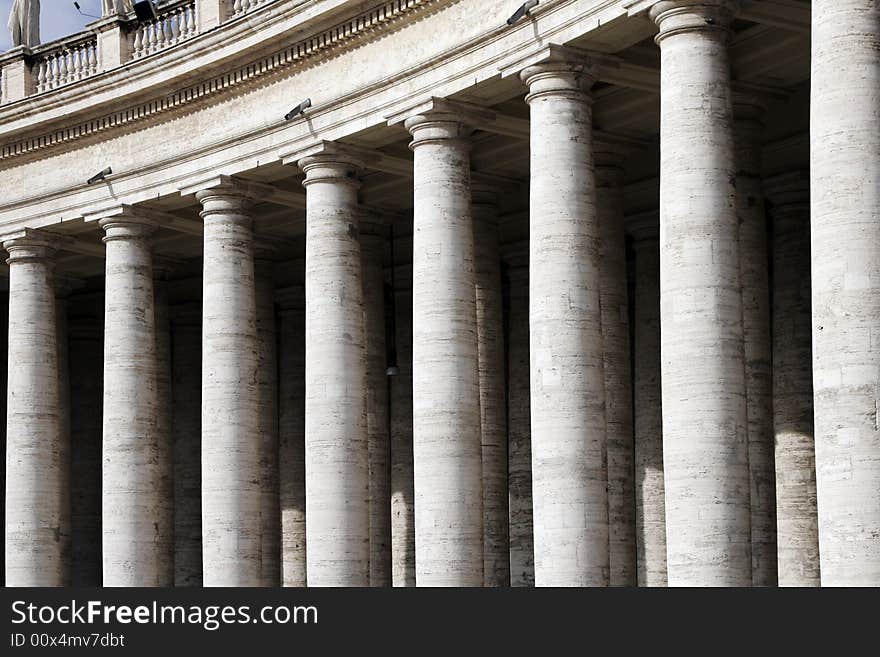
left=0, top=0, right=449, bottom=163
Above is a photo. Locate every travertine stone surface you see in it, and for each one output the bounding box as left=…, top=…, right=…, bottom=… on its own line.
left=595, top=140, right=637, bottom=587
left=811, top=0, right=880, bottom=586
left=54, top=285, right=73, bottom=588
left=361, top=215, right=392, bottom=587
left=0, top=291, right=6, bottom=585
left=299, top=151, right=369, bottom=587
left=406, top=110, right=483, bottom=586
left=473, top=187, right=509, bottom=587
left=170, top=303, right=202, bottom=587
left=734, top=93, right=777, bottom=587
left=197, top=184, right=262, bottom=587
left=389, top=261, right=416, bottom=587
left=631, top=219, right=667, bottom=587
left=255, top=256, right=280, bottom=587
left=100, top=215, right=169, bottom=587
left=767, top=173, right=820, bottom=587
left=521, top=49, right=609, bottom=587
left=4, top=233, right=67, bottom=586
left=505, top=245, right=534, bottom=587
left=277, top=285, right=306, bottom=587
left=153, top=276, right=175, bottom=588
left=69, top=313, right=103, bottom=586
left=651, top=0, right=752, bottom=586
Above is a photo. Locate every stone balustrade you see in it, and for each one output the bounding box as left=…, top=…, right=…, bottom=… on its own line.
left=131, top=0, right=199, bottom=60
left=33, top=35, right=100, bottom=94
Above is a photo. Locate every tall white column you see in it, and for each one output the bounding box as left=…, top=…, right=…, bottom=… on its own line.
left=734, top=92, right=776, bottom=586
left=277, top=285, right=306, bottom=587
left=766, top=172, right=820, bottom=587
left=54, top=282, right=73, bottom=585
left=171, top=302, right=202, bottom=587
left=520, top=47, right=609, bottom=587
left=405, top=107, right=483, bottom=587
left=197, top=182, right=262, bottom=587
left=630, top=217, right=667, bottom=587
left=69, top=310, right=103, bottom=586
left=811, top=0, right=880, bottom=586
left=153, top=273, right=175, bottom=586
left=100, top=213, right=170, bottom=587
left=4, top=232, right=68, bottom=586
left=298, top=147, right=369, bottom=587
left=390, top=260, right=416, bottom=587
left=473, top=186, right=509, bottom=587
left=505, top=244, right=534, bottom=587
left=595, top=139, right=637, bottom=587
left=255, top=254, right=280, bottom=587
left=361, top=214, right=392, bottom=587
left=644, top=0, right=752, bottom=586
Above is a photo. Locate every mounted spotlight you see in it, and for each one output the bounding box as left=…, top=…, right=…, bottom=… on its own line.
left=507, top=0, right=539, bottom=26
left=133, top=1, right=159, bottom=21
left=285, top=98, right=312, bottom=121
left=87, top=167, right=113, bottom=185
left=72, top=2, right=100, bottom=19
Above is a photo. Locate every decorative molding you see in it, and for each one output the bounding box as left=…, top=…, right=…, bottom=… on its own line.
left=0, top=0, right=442, bottom=162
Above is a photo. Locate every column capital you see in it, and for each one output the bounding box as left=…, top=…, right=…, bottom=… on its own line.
left=99, top=210, right=158, bottom=243
left=515, top=45, right=600, bottom=104
left=626, top=1, right=740, bottom=43
left=626, top=210, right=660, bottom=244
left=2, top=228, right=61, bottom=265
left=388, top=98, right=491, bottom=148
left=292, top=141, right=368, bottom=187
left=763, top=170, right=810, bottom=210
left=181, top=176, right=262, bottom=220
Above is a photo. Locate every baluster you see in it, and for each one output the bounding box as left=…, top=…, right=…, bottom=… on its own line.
left=233, top=0, right=244, bottom=14
left=71, top=48, right=81, bottom=81
left=148, top=21, right=158, bottom=53
left=133, top=27, right=143, bottom=57
left=184, top=6, right=194, bottom=37
left=59, top=51, right=69, bottom=85
left=171, top=9, right=182, bottom=44
left=36, top=59, right=46, bottom=92
left=89, top=43, right=98, bottom=74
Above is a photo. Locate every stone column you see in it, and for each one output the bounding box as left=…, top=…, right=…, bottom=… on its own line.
left=811, top=0, right=880, bottom=586
left=390, top=260, right=416, bottom=587
left=0, top=288, right=6, bottom=585
left=630, top=216, right=667, bottom=587
left=277, top=285, right=306, bottom=587
left=406, top=108, right=483, bottom=587
left=473, top=186, right=509, bottom=587
left=171, top=303, right=202, bottom=587
left=255, top=253, right=280, bottom=587
left=298, top=147, right=369, bottom=587
left=734, top=92, right=777, bottom=586
left=361, top=214, right=392, bottom=587
left=100, top=212, right=171, bottom=587
left=4, top=232, right=68, bottom=586
left=54, top=281, right=74, bottom=585
left=766, top=172, right=820, bottom=587
left=505, top=244, right=534, bottom=587
left=520, top=46, right=608, bottom=587
left=646, top=0, right=751, bottom=586
left=69, top=305, right=103, bottom=587
left=153, top=272, right=175, bottom=586
left=197, top=182, right=262, bottom=587
left=595, top=138, right=637, bottom=587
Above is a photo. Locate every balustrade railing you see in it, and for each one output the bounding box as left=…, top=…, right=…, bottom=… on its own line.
left=232, top=0, right=275, bottom=16
left=34, top=35, right=99, bottom=93
left=131, top=0, right=199, bottom=60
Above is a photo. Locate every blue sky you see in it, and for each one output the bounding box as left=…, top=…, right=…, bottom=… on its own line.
left=1, top=0, right=102, bottom=51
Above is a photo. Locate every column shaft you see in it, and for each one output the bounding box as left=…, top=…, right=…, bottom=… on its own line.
left=171, top=304, right=202, bottom=586
left=300, top=152, right=369, bottom=587
left=735, top=96, right=777, bottom=586
left=521, top=51, right=609, bottom=586
left=278, top=286, right=306, bottom=587
left=4, top=235, right=68, bottom=586
left=199, top=186, right=262, bottom=586
left=256, top=259, right=280, bottom=587
left=811, top=0, right=880, bottom=585
left=506, top=254, right=534, bottom=587
left=652, top=1, right=751, bottom=585
left=362, top=220, right=392, bottom=587
left=154, top=277, right=175, bottom=585
left=101, top=216, right=170, bottom=586
left=474, top=191, right=509, bottom=587
left=390, top=261, right=416, bottom=587
left=632, top=226, right=667, bottom=587
left=596, top=148, right=637, bottom=586
left=768, top=176, right=820, bottom=586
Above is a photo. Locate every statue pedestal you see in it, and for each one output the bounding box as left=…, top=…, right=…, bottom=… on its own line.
left=0, top=46, right=34, bottom=105
left=87, top=16, right=133, bottom=71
